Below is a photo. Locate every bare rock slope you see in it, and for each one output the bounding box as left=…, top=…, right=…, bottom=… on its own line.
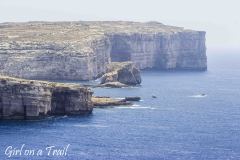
left=0, top=21, right=207, bottom=80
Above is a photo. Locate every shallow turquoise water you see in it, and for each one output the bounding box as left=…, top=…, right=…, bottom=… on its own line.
left=0, top=52, right=240, bottom=160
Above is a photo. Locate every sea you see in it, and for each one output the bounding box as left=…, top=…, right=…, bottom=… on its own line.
left=0, top=52, right=240, bottom=160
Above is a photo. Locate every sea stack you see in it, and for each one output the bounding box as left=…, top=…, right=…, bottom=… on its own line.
left=100, top=62, right=141, bottom=86
left=0, top=21, right=207, bottom=81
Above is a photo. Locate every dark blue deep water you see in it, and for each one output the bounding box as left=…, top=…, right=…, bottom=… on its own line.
left=0, top=52, right=240, bottom=160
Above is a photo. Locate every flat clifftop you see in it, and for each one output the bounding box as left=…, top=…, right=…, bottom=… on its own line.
left=0, top=21, right=199, bottom=54
left=0, top=21, right=207, bottom=80
left=0, top=21, right=188, bottom=37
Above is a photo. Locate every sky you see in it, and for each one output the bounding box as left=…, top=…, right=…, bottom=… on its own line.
left=0, top=0, right=239, bottom=51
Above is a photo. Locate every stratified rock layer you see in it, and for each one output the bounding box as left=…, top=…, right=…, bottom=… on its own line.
left=100, top=62, right=141, bottom=86
left=0, top=76, right=93, bottom=120
left=0, top=21, right=207, bottom=80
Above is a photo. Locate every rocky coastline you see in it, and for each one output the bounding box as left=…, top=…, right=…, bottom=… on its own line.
left=0, top=76, right=93, bottom=120
left=0, top=61, right=141, bottom=119
left=0, top=21, right=207, bottom=120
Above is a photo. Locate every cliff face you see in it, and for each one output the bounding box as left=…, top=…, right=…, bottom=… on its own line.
left=0, top=76, right=93, bottom=120
left=108, top=32, right=206, bottom=70
left=51, top=84, right=93, bottom=115
left=0, top=21, right=207, bottom=80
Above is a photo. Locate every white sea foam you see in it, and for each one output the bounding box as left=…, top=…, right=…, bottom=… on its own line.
left=132, top=104, right=140, bottom=107
left=115, top=97, right=125, bottom=100
left=73, top=124, right=109, bottom=128
left=94, top=78, right=101, bottom=82
left=117, top=106, right=156, bottom=110
left=189, top=94, right=207, bottom=98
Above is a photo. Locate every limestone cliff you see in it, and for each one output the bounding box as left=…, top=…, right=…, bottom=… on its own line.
left=0, top=21, right=207, bottom=80
left=0, top=76, right=93, bottom=120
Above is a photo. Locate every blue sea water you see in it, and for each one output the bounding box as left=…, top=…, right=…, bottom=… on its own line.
left=0, top=52, right=240, bottom=160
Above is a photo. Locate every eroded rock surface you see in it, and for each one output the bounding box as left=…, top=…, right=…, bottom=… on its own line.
left=92, top=96, right=132, bottom=107
left=0, top=21, right=207, bottom=80
left=100, top=62, right=141, bottom=86
left=98, top=82, right=128, bottom=88
left=0, top=76, right=93, bottom=120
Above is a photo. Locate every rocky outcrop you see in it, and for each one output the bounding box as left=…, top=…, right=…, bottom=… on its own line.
left=98, top=82, right=128, bottom=88
left=92, top=96, right=141, bottom=107
left=0, top=21, right=207, bottom=80
left=92, top=96, right=132, bottom=107
left=125, top=97, right=141, bottom=101
left=0, top=76, right=93, bottom=120
left=100, top=62, right=141, bottom=86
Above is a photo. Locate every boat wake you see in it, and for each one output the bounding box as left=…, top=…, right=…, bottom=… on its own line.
left=73, top=124, right=109, bottom=128
left=189, top=94, right=207, bottom=98
left=117, top=105, right=156, bottom=110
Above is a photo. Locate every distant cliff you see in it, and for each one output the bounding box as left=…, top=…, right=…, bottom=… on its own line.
left=0, top=21, right=207, bottom=80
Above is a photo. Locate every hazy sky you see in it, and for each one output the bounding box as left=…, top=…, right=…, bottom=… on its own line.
left=1, top=0, right=239, bottom=51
